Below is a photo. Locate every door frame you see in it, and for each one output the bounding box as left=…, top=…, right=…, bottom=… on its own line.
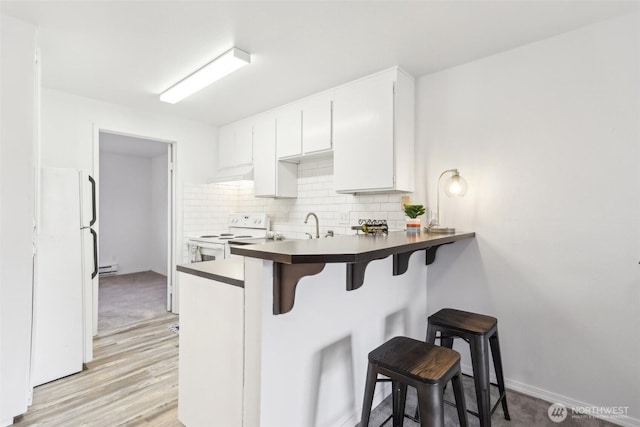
left=91, top=125, right=177, bottom=343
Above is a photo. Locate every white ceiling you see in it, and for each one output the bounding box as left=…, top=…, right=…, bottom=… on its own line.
left=2, top=1, right=638, bottom=127
left=99, top=131, right=168, bottom=158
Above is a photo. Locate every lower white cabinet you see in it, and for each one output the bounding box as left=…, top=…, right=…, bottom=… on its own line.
left=253, top=114, right=297, bottom=198
left=178, top=273, right=244, bottom=427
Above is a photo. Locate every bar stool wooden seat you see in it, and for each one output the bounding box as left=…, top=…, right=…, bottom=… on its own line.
left=361, top=336, right=468, bottom=427
left=427, top=308, right=510, bottom=427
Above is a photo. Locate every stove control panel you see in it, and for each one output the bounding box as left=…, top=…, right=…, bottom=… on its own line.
left=227, top=213, right=270, bottom=230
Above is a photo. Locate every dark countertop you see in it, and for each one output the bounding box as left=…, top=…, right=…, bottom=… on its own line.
left=177, top=258, right=244, bottom=287
left=229, top=230, right=475, bottom=264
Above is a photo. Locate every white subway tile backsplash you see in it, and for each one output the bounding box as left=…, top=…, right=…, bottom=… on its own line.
left=183, top=157, right=412, bottom=238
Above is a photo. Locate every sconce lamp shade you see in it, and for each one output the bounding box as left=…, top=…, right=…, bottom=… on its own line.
left=444, top=171, right=468, bottom=197
left=428, top=169, right=468, bottom=234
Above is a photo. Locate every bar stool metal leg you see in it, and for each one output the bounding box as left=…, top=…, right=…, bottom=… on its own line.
left=489, top=331, right=510, bottom=420
left=427, top=323, right=437, bottom=344
left=416, top=384, right=444, bottom=427
left=361, top=362, right=378, bottom=427
left=451, top=371, right=469, bottom=427
left=470, top=336, right=492, bottom=427
left=393, top=381, right=408, bottom=427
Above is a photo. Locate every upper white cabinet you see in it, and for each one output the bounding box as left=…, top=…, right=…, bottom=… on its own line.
left=333, top=67, right=414, bottom=193
left=253, top=114, right=297, bottom=198
left=277, top=93, right=333, bottom=161
left=216, top=66, right=413, bottom=197
left=217, top=124, right=235, bottom=169
left=217, top=120, right=253, bottom=170
left=301, top=92, right=332, bottom=155
left=276, top=105, right=302, bottom=159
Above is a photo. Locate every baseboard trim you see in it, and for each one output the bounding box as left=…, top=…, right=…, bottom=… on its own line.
left=460, top=363, right=639, bottom=427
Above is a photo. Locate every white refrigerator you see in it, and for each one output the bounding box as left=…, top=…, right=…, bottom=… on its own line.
left=31, top=167, right=97, bottom=386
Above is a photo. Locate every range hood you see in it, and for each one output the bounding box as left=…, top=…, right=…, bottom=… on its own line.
left=209, top=165, right=254, bottom=183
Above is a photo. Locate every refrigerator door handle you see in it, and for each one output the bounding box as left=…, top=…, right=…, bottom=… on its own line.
left=90, top=228, right=98, bottom=279
left=88, top=175, right=96, bottom=226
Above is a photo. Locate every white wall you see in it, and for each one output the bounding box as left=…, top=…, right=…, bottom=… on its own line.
left=150, top=152, right=168, bottom=275
left=416, top=12, right=640, bottom=423
left=99, top=152, right=153, bottom=275
left=0, top=13, right=36, bottom=426
left=41, top=88, right=218, bottom=308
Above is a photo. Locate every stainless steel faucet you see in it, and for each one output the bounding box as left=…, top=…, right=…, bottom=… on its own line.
left=304, top=212, right=320, bottom=239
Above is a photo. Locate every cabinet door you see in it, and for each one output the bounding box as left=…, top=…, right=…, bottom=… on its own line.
left=276, top=105, right=302, bottom=159
left=235, top=120, right=253, bottom=166
left=178, top=273, right=244, bottom=427
left=333, top=72, right=394, bottom=192
left=253, top=115, right=277, bottom=197
left=302, top=93, right=332, bottom=154
left=217, top=124, right=235, bottom=169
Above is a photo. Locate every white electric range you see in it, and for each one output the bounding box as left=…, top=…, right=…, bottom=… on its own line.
left=187, top=213, right=270, bottom=262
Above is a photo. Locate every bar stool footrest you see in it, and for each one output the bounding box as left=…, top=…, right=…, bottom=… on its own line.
left=378, top=412, right=421, bottom=427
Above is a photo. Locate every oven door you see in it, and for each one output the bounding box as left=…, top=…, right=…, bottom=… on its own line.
left=189, top=241, right=226, bottom=262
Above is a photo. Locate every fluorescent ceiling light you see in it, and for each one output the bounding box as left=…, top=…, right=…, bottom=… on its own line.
left=160, top=47, right=251, bottom=104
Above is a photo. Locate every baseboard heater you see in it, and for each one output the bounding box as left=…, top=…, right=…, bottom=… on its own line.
left=98, top=264, right=118, bottom=276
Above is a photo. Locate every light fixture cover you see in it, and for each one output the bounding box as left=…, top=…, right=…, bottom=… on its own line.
left=160, top=47, right=251, bottom=104
left=444, top=173, right=468, bottom=197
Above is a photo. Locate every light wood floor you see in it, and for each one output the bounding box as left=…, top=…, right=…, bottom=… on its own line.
left=15, top=313, right=182, bottom=426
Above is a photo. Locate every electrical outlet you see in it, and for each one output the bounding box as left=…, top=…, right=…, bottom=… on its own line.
left=339, top=211, right=349, bottom=224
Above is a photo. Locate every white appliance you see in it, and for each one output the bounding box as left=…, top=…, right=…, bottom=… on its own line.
left=31, top=167, right=97, bottom=386
left=187, top=213, right=269, bottom=262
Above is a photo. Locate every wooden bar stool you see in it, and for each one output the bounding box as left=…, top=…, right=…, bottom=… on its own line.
left=427, top=308, right=510, bottom=427
left=361, top=336, right=468, bottom=427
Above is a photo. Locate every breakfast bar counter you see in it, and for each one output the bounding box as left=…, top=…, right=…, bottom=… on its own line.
left=230, top=230, right=475, bottom=265
left=232, top=230, right=475, bottom=314
left=177, top=230, right=475, bottom=427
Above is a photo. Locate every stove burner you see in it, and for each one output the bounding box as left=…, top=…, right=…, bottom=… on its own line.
left=200, top=235, right=219, bottom=238
left=219, top=233, right=234, bottom=236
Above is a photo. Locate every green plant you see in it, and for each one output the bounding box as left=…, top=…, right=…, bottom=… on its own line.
left=403, top=204, right=425, bottom=219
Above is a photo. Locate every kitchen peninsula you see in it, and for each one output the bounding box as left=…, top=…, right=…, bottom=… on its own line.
left=177, top=231, right=474, bottom=427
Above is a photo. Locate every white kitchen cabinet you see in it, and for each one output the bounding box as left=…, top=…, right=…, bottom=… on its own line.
left=235, top=119, right=254, bottom=166
left=333, top=67, right=414, bottom=193
left=178, top=272, right=244, bottom=427
left=217, top=120, right=253, bottom=170
left=277, top=93, right=333, bottom=161
left=276, top=105, right=302, bottom=159
left=217, top=124, right=235, bottom=169
left=301, top=92, right=332, bottom=155
left=253, top=114, right=297, bottom=198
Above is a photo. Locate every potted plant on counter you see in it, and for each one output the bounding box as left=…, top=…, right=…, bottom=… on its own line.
left=403, top=204, right=425, bottom=233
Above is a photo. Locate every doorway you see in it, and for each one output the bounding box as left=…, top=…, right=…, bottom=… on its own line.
left=95, top=130, right=175, bottom=334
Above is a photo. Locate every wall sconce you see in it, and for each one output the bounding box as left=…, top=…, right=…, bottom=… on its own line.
left=427, top=168, right=468, bottom=234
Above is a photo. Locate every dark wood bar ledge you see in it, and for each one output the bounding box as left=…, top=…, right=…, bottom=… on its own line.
left=177, top=258, right=244, bottom=288
left=232, top=230, right=475, bottom=314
